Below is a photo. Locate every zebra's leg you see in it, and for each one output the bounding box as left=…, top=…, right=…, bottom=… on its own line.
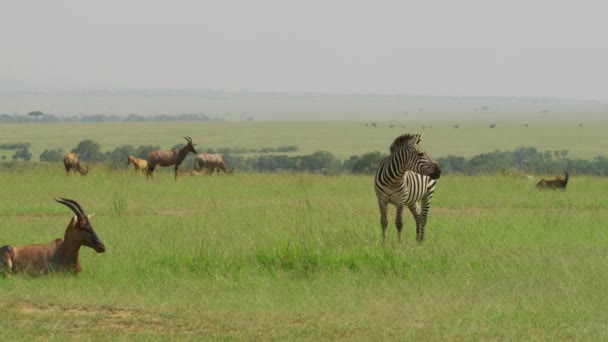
left=378, top=200, right=389, bottom=242
left=395, top=203, right=405, bottom=242
left=416, top=198, right=432, bottom=242
left=407, top=202, right=421, bottom=241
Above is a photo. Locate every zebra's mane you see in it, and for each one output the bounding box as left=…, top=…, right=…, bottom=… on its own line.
left=389, top=133, right=419, bottom=154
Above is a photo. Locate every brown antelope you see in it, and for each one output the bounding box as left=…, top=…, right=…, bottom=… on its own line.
left=536, top=170, right=569, bottom=190
left=127, top=155, right=148, bottom=175
left=63, top=152, right=88, bottom=175
left=0, top=198, right=105, bottom=275
left=179, top=170, right=202, bottom=176
left=146, top=137, right=197, bottom=181
left=193, top=153, right=233, bottom=175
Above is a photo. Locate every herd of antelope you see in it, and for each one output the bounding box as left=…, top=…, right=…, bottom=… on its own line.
left=64, top=137, right=234, bottom=181
left=1, top=134, right=572, bottom=276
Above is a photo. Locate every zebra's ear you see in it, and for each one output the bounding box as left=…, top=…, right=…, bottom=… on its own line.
left=409, top=133, right=423, bottom=147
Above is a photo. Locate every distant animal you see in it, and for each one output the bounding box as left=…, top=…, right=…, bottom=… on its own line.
left=63, top=152, right=88, bottom=175
left=536, top=170, right=569, bottom=190
left=146, top=137, right=197, bottom=181
left=194, top=153, right=233, bottom=174
left=374, top=133, right=441, bottom=242
left=179, top=170, right=202, bottom=176
left=0, top=198, right=105, bottom=275
left=127, top=155, right=148, bottom=175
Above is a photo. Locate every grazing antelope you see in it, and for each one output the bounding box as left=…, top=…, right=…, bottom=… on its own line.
left=0, top=198, right=105, bottom=275
left=536, top=170, right=569, bottom=190
left=146, top=137, right=197, bottom=181
left=193, top=153, right=233, bottom=174
left=63, top=152, right=88, bottom=176
left=374, top=133, right=441, bottom=242
left=127, top=155, right=149, bottom=175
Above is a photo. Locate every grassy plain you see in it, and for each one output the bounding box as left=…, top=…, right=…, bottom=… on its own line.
left=1, top=167, right=608, bottom=340
left=1, top=120, right=607, bottom=161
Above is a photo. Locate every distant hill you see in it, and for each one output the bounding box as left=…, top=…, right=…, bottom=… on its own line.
left=0, top=90, right=606, bottom=121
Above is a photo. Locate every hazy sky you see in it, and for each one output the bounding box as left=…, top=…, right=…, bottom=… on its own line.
left=2, top=1, right=607, bottom=100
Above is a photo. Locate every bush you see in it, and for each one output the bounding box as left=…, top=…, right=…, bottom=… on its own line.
left=40, top=148, right=65, bottom=162
left=344, top=151, right=384, bottom=174
left=12, top=148, right=32, bottom=161
left=71, top=139, right=103, bottom=162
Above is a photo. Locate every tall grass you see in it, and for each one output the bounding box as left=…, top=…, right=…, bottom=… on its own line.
left=1, top=169, right=608, bottom=339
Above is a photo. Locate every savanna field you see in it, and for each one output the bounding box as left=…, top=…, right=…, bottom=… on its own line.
left=1, top=121, right=608, bottom=340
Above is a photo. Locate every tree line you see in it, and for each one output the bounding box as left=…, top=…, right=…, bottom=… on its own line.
left=0, top=112, right=222, bottom=123
left=3, top=140, right=608, bottom=176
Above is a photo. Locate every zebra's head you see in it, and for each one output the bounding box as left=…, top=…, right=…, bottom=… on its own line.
left=390, top=133, right=442, bottom=179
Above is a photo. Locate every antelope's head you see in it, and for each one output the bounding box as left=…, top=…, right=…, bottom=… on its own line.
left=390, top=133, right=442, bottom=180
left=184, top=137, right=198, bottom=155
left=77, top=164, right=89, bottom=176
left=56, top=198, right=105, bottom=253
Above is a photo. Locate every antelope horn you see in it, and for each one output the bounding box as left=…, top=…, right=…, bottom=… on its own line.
left=55, top=198, right=85, bottom=218
left=184, top=136, right=193, bottom=144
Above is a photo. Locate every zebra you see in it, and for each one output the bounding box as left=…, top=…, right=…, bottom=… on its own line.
left=402, top=171, right=437, bottom=242
left=374, top=133, right=441, bottom=242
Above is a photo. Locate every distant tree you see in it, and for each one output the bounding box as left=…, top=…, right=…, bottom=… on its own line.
left=344, top=151, right=384, bottom=174
left=40, top=148, right=65, bottom=162
left=72, top=139, right=103, bottom=162
left=12, top=148, right=32, bottom=161
left=125, top=113, right=145, bottom=122
left=489, top=124, right=496, bottom=128
left=135, top=145, right=160, bottom=159
left=104, top=145, right=136, bottom=164
left=28, top=111, right=44, bottom=120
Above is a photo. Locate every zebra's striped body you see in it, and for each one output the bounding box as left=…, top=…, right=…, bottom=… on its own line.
left=374, top=133, right=441, bottom=242
left=403, top=171, right=436, bottom=240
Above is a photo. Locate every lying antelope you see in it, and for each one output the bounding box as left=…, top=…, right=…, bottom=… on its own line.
left=147, top=137, right=197, bottom=181
left=536, top=170, right=569, bottom=190
left=179, top=170, right=202, bottom=176
left=63, top=152, right=88, bottom=175
left=127, top=155, right=148, bottom=175
left=194, top=153, right=233, bottom=175
left=0, top=198, right=105, bottom=275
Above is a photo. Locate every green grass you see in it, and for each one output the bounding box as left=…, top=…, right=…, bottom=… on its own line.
left=1, top=121, right=607, bottom=161
left=1, top=167, right=608, bottom=339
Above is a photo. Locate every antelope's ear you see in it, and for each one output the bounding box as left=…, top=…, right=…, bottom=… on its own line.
left=71, top=215, right=78, bottom=224
left=87, top=213, right=95, bottom=219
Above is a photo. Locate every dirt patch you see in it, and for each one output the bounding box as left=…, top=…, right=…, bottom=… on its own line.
left=16, top=302, right=166, bottom=333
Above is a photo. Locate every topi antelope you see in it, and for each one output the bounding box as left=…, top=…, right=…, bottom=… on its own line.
left=536, top=170, right=569, bottom=190
left=63, top=152, right=88, bottom=176
left=0, top=198, right=105, bottom=275
left=146, top=137, right=198, bottom=181
left=193, top=153, right=233, bottom=175
left=127, top=155, right=149, bottom=175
